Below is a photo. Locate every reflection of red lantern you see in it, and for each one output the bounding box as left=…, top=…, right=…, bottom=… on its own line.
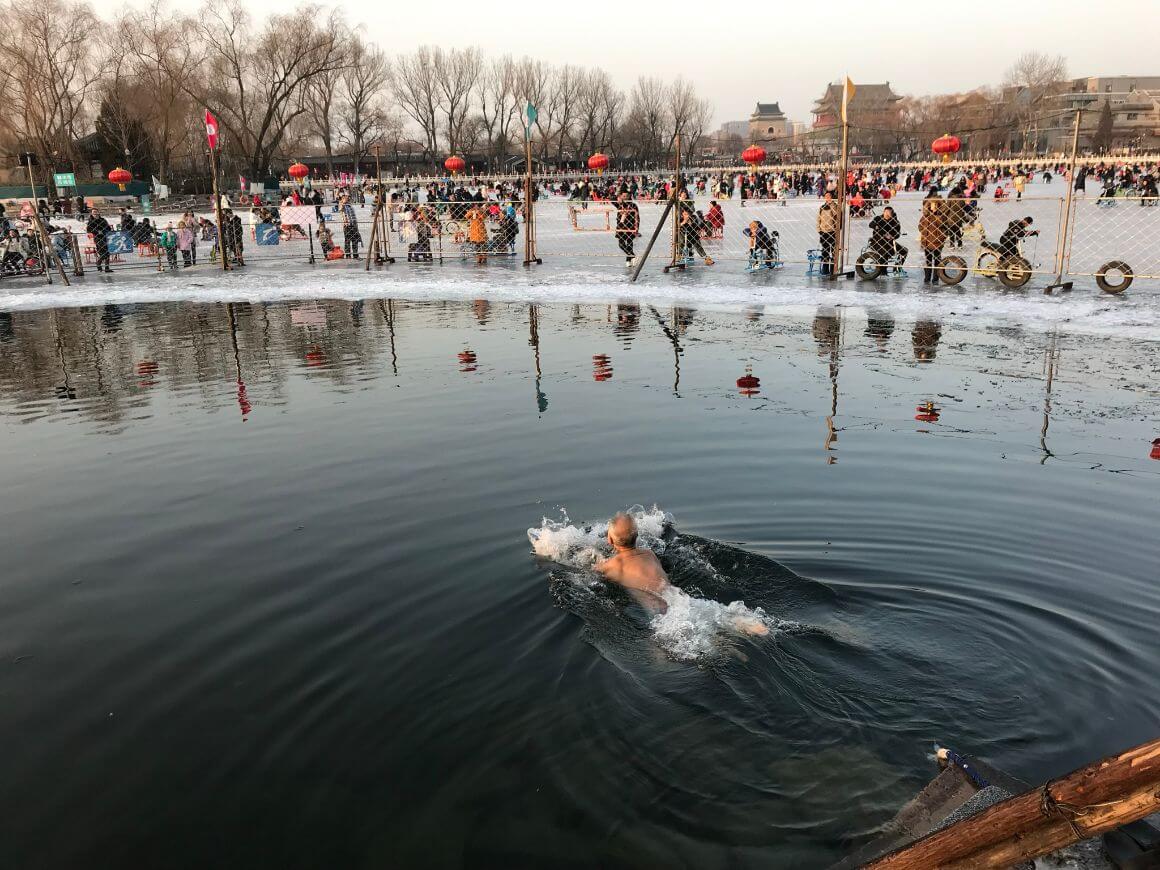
left=108, top=167, right=132, bottom=191
left=932, top=134, right=961, bottom=163
left=593, top=354, right=613, bottom=382
left=237, top=378, right=251, bottom=419
left=288, top=162, right=309, bottom=181
left=915, top=401, right=941, bottom=423
left=736, top=369, right=760, bottom=398
left=1151, top=438, right=1160, bottom=460
left=458, top=349, right=477, bottom=372
left=587, top=152, right=609, bottom=174
left=136, top=359, right=159, bottom=387
left=742, top=145, right=766, bottom=167
left=445, top=155, right=466, bottom=176
left=305, top=346, right=326, bottom=367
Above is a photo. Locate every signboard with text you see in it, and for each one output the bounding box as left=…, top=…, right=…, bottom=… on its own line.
left=54, top=172, right=77, bottom=188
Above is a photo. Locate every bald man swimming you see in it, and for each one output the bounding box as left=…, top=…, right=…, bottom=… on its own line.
left=595, top=513, right=768, bottom=635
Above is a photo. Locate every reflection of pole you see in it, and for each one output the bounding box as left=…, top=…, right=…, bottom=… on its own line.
left=227, top=302, right=250, bottom=420
left=528, top=303, right=547, bottom=413
left=1047, top=109, right=1081, bottom=292
left=1040, top=331, right=1058, bottom=463
left=646, top=305, right=681, bottom=396
left=376, top=299, right=398, bottom=376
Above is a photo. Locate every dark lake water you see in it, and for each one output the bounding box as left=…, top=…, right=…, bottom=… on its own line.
left=1, top=299, right=1158, bottom=869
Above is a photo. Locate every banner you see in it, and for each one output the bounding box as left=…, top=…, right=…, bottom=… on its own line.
left=841, top=78, right=856, bottom=123
left=107, top=232, right=134, bottom=254
left=255, top=223, right=280, bottom=246
left=279, top=206, right=317, bottom=229
left=205, top=110, right=219, bottom=150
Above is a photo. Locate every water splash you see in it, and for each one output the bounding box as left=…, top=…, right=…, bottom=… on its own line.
left=528, top=506, right=778, bottom=661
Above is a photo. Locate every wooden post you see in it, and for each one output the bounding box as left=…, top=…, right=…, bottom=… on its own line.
left=1046, top=109, right=1081, bottom=292
left=669, top=133, right=681, bottom=268
left=864, top=736, right=1160, bottom=869
left=523, top=130, right=540, bottom=265
left=629, top=197, right=676, bottom=282
left=209, top=145, right=229, bottom=272
left=24, top=159, right=67, bottom=286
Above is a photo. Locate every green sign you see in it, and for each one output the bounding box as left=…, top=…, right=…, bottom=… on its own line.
left=54, top=172, right=76, bottom=188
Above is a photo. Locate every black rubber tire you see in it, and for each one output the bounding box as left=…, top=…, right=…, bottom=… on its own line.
left=1095, top=260, right=1133, bottom=294
left=976, top=249, right=999, bottom=279
left=938, top=255, right=967, bottom=286
left=998, top=256, right=1032, bottom=289
left=855, top=254, right=882, bottom=280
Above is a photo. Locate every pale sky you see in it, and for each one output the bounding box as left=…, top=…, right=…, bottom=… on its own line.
left=239, top=0, right=1155, bottom=127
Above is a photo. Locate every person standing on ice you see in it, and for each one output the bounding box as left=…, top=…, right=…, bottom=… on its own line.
left=816, top=191, right=840, bottom=276
left=677, top=190, right=714, bottom=266
left=614, top=191, right=639, bottom=265
left=86, top=207, right=114, bottom=273
left=339, top=195, right=361, bottom=259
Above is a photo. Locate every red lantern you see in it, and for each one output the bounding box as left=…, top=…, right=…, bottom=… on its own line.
left=445, top=155, right=466, bottom=176
left=587, top=152, right=609, bottom=174
left=108, top=167, right=132, bottom=191
left=742, top=145, right=766, bottom=167
left=288, top=162, right=309, bottom=181
left=932, top=134, right=961, bottom=163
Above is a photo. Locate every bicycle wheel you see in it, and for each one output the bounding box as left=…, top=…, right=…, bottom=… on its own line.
left=975, top=249, right=999, bottom=279
left=1095, top=261, right=1133, bottom=294
left=938, top=255, right=967, bottom=286
left=855, top=253, right=882, bottom=280
left=998, top=256, right=1032, bottom=289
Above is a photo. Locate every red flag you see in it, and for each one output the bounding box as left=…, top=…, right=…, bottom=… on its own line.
left=205, top=110, right=219, bottom=150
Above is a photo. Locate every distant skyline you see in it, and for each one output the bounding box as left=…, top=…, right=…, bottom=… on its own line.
left=229, top=0, right=1157, bottom=127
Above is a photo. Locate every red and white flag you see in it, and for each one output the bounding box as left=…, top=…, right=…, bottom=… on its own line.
left=205, top=110, right=219, bottom=150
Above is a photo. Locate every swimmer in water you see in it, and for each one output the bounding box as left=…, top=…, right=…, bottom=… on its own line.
left=595, top=513, right=768, bottom=636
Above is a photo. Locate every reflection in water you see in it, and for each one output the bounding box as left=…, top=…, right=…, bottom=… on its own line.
left=912, top=319, right=943, bottom=362
left=813, top=308, right=841, bottom=463
left=528, top=304, right=548, bottom=414
left=613, top=303, right=640, bottom=345
left=915, top=401, right=941, bottom=424
left=737, top=365, right=760, bottom=398
left=473, top=299, right=491, bottom=324
left=1040, top=331, right=1059, bottom=462
left=592, top=354, right=613, bottom=382
left=865, top=309, right=894, bottom=352
left=647, top=305, right=683, bottom=395
left=458, top=348, right=478, bottom=373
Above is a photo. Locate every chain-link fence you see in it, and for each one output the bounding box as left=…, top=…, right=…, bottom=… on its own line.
left=5, top=159, right=1157, bottom=292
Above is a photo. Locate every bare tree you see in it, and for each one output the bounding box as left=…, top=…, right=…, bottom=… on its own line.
left=624, top=77, right=669, bottom=166
left=0, top=0, right=108, bottom=177
left=122, top=0, right=199, bottom=183
left=434, top=47, right=482, bottom=155
left=340, top=38, right=390, bottom=175
left=180, top=0, right=346, bottom=178
left=476, top=56, right=520, bottom=171
left=666, top=77, right=712, bottom=158
left=1003, top=51, right=1069, bottom=151
left=391, top=47, right=441, bottom=163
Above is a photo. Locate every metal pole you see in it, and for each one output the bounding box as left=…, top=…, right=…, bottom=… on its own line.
left=523, top=130, right=539, bottom=265
left=1046, top=109, right=1081, bottom=292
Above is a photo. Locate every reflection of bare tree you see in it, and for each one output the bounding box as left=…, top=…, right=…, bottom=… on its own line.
left=0, top=300, right=418, bottom=428
left=912, top=320, right=943, bottom=363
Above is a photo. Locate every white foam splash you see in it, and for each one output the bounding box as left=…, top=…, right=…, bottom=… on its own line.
left=528, top=506, right=774, bottom=661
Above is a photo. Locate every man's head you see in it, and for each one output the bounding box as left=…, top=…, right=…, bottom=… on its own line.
left=1023, top=216, right=1034, bottom=227
left=607, top=513, right=637, bottom=550
left=883, top=206, right=895, bottom=219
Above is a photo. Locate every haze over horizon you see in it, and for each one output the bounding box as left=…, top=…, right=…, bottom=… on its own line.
left=231, top=0, right=1157, bottom=127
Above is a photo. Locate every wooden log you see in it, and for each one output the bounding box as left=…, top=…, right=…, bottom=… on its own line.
left=863, top=738, right=1160, bottom=869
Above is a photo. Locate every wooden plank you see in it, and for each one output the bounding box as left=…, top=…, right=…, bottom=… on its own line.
left=864, top=737, right=1160, bottom=869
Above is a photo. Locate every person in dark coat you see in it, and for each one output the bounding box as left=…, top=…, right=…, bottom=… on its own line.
left=998, top=216, right=1036, bottom=260
left=86, top=207, right=114, bottom=272
left=868, top=206, right=907, bottom=264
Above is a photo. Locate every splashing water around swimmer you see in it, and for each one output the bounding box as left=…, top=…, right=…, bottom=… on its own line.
left=527, top=506, right=776, bottom=661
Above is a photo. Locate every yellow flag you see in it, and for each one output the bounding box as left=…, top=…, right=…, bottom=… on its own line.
left=841, top=77, right=856, bottom=122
